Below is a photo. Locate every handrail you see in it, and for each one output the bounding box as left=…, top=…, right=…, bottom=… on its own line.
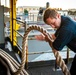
left=13, top=34, right=68, bottom=55
left=14, top=29, right=24, bottom=38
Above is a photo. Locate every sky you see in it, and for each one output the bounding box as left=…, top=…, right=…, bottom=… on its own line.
left=16, top=0, right=76, bottom=9
left=1, top=0, right=76, bottom=10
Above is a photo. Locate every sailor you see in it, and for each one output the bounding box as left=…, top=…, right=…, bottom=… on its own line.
left=35, top=8, right=76, bottom=75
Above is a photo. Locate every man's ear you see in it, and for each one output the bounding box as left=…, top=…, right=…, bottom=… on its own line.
left=57, top=14, right=61, bottom=18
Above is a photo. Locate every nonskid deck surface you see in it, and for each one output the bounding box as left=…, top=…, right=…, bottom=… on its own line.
left=26, top=59, right=72, bottom=75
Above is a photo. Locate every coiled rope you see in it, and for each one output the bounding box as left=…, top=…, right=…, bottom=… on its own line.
left=22, top=25, right=70, bottom=75
left=0, top=49, right=29, bottom=75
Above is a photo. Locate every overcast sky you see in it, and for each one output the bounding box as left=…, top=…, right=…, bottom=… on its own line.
left=16, top=0, right=76, bottom=9
left=1, top=0, right=76, bottom=10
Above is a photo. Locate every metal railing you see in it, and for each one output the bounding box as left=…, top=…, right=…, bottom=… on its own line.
left=9, top=16, right=73, bottom=69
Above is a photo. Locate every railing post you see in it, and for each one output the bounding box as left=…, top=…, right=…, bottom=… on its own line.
left=66, top=47, right=70, bottom=64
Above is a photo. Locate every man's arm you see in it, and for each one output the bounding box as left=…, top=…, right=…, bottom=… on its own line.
left=35, top=34, right=56, bottom=41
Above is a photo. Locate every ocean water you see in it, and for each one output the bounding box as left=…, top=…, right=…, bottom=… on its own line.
left=17, top=28, right=75, bottom=62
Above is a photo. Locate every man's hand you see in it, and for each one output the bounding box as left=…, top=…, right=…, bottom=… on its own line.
left=35, top=34, right=45, bottom=41
left=51, top=34, right=56, bottom=40
left=35, top=34, right=56, bottom=41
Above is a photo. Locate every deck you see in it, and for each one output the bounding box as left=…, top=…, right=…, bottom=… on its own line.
left=26, top=58, right=72, bottom=75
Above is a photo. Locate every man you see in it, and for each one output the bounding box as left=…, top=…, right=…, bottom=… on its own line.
left=35, top=8, right=76, bottom=75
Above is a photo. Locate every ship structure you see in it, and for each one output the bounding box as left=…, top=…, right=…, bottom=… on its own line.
left=0, top=0, right=75, bottom=75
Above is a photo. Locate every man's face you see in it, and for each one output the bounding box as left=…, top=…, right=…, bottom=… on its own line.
left=46, top=14, right=61, bottom=29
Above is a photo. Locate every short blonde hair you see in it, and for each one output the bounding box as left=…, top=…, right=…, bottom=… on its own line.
left=43, top=8, right=58, bottom=23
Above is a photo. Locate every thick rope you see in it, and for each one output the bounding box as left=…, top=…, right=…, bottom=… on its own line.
left=0, top=25, right=70, bottom=75
left=21, top=25, right=70, bottom=75
left=0, top=49, right=29, bottom=75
